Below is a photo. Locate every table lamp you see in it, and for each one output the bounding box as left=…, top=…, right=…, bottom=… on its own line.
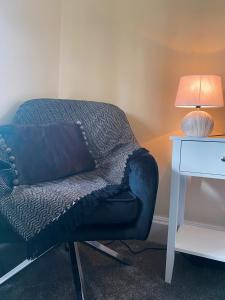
left=175, top=75, right=224, bottom=136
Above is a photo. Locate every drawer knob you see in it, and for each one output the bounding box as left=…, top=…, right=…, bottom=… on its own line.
left=221, top=157, right=225, bottom=162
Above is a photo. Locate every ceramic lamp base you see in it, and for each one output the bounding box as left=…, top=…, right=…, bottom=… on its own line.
left=181, top=110, right=214, bottom=137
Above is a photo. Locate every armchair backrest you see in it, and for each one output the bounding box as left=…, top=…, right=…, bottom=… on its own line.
left=13, top=99, right=136, bottom=159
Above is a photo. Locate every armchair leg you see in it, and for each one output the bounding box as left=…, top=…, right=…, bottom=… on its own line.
left=0, top=240, right=130, bottom=300
left=68, top=242, right=87, bottom=300
left=0, top=258, right=34, bottom=286
left=84, top=241, right=131, bottom=266
left=0, top=246, right=54, bottom=286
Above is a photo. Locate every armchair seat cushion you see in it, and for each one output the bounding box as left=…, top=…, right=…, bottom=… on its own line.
left=83, top=191, right=139, bottom=225
left=0, top=216, right=23, bottom=243
left=0, top=191, right=139, bottom=244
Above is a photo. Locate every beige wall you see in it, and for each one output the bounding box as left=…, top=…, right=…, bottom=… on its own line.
left=1, top=0, right=225, bottom=227
left=0, top=0, right=61, bottom=123
left=59, top=0, right=225, bottom=227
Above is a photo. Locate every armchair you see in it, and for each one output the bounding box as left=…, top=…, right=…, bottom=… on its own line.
left=0, top=99, right=158, bottom=299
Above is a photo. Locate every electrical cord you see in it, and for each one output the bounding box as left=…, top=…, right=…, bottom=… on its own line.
left=102, top=240, right=115, bottom=246
left=119, top=240, right=166, bottom=255
left=103, top=240, right=166, bottom=254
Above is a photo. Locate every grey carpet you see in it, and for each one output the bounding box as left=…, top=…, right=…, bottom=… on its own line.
left=0, top=240, right=225, bottom=300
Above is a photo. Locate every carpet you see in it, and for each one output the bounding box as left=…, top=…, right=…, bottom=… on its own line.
left=0, top=240, right=225, bottom=300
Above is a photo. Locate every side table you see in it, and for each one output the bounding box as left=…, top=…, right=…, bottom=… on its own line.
left=165, top=135, right=225, bottom=283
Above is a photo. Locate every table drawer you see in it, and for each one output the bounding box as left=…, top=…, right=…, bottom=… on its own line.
left=180, top=141, right=225, bottom=176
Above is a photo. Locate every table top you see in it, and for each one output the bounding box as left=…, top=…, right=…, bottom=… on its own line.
left=170, top=135, right=225, bottom=142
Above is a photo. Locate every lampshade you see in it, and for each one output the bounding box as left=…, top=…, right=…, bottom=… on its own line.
left=175, top=75, right=224, bottom=108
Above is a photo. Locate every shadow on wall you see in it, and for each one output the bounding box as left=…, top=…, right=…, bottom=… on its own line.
left=142, top=130, right=179, bottom=217
left=127, top=114, right=156, bottom=143
left=137, top=0, right=225, bottom=55
left=0, top=100, right=21, bottom=124
left=186, top=177, right=225, bottom=227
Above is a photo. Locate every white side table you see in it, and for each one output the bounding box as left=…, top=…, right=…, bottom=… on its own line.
left=165, top=135, right=225, bottom=283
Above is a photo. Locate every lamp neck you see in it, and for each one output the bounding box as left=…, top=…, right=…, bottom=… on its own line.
left=196, top=106, right=201, bottom=110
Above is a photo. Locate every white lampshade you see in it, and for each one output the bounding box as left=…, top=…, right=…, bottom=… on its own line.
left=175, top=75, right=224, bottom=108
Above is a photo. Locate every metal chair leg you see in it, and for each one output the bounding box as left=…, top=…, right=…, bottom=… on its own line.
left=0, top=240, right=130, bottom=299
left=84, top=241, right=131, bottom=266
left=0, top=246, right=54, bottom=286
left=68, top=242, right=87, bottom=300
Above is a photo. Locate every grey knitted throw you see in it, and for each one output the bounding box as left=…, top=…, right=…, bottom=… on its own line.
left=0, top=99, right=141, bottom=257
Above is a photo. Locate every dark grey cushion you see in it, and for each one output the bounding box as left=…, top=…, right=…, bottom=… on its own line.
left=0, top=123, right=95, bottom=185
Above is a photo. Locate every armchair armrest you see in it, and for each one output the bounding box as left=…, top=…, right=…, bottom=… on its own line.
left=128, top=152, right=158, bottom=239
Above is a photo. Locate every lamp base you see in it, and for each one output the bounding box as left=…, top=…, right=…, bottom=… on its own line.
left=181, top=110, right=214, bottom=137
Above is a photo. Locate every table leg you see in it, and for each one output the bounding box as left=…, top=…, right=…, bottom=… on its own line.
left=177, top=175, right=188, bottom=227
left=165, top=170, right=181, bottom=283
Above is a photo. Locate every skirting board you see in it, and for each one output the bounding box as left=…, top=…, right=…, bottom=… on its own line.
left=149, top=215, right=225, bottom=245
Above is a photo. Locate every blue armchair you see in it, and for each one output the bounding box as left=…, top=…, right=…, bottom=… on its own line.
left=0, top=99, right=158, bottom=299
